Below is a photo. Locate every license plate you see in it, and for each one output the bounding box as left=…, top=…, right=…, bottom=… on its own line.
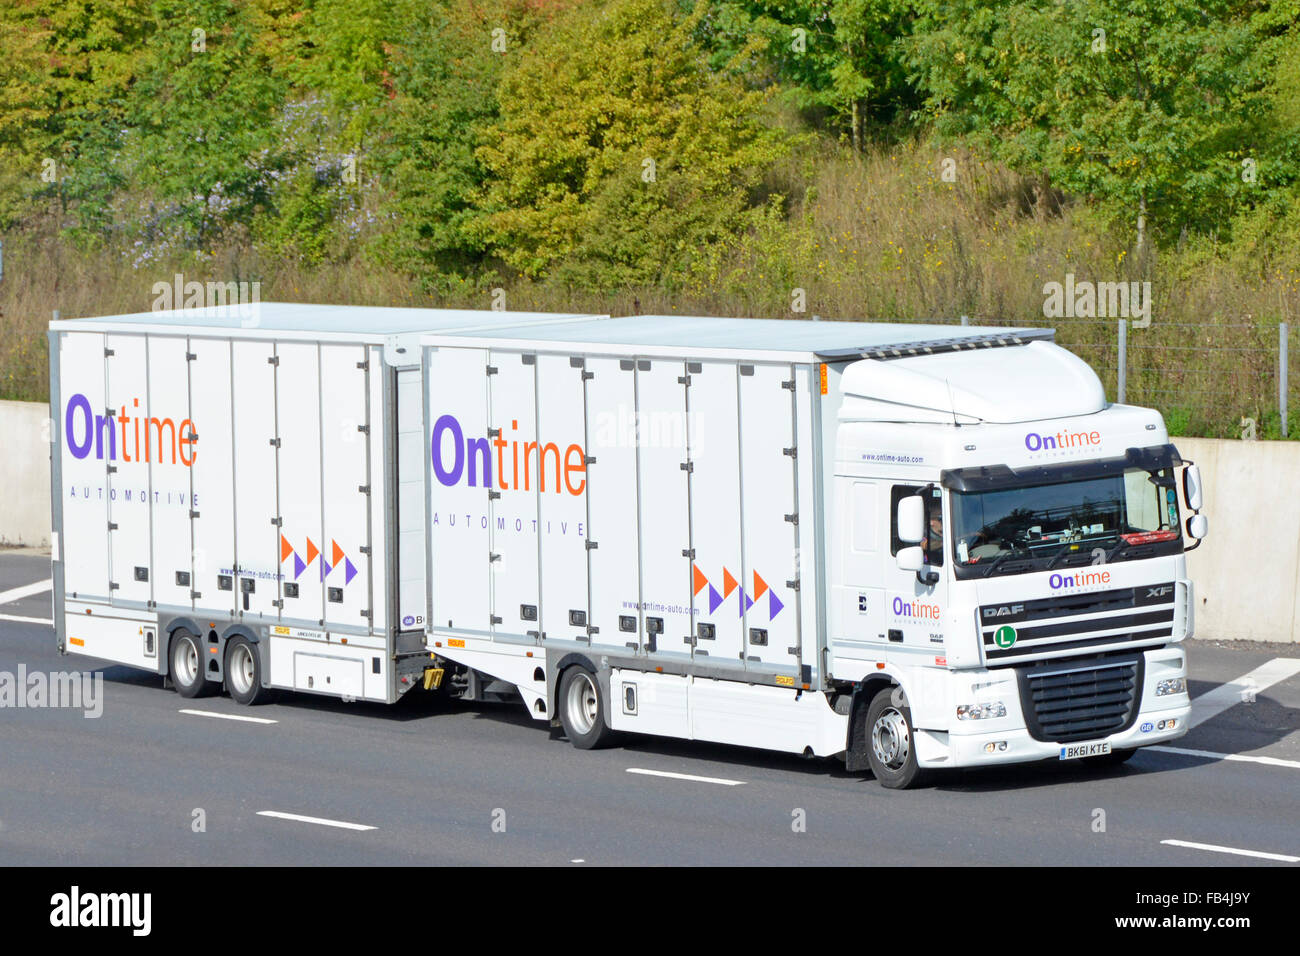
left=1059, top=741, right=1111, bottom=760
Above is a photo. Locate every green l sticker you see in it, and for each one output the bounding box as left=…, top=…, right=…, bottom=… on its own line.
left=994, top=625, right=1017, bottom=649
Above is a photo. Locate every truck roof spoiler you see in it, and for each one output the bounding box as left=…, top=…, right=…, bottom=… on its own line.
left=815, top=328, right=1055, bottom=362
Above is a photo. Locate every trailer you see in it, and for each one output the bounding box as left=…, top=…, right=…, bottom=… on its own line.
left=51, top=307, right=1206, bottom=787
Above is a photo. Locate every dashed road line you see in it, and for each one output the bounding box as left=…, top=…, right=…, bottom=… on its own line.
left=179, top=708, right=278, bottom=725
left=1189, top=657, right=1300, bottom=729
left=626, top=767, right=746, bottom=786
left=1160, top=839, right=1299, bottom=863
left=257, top=810, right=376, bottom=832
left=1147, top=744, right=1300, bottom=770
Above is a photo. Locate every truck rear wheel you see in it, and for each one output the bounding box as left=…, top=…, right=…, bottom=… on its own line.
left=170, top=630, right=211, bottom=698
left=865, top=688, right=928, bottom=790
left=558, top=666, right=615, bottom=750
left=224, top=637, right=270, bottom=705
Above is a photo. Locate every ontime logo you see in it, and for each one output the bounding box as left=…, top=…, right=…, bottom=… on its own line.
left=431, top=413, right=586, bottom=496
left=64, top=393, right=197, bottom=467
left=1024, top=428, right=1102, bottom=452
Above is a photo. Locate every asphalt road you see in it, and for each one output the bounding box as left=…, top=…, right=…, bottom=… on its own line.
left=2, top=549, right=1298, bottom=866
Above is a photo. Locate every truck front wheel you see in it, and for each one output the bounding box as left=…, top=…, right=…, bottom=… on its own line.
left=557, top=666, right=616, bottom=750
left=865, top=688, right=928, bottom=790
left=170, top=630, right=211, bottom=698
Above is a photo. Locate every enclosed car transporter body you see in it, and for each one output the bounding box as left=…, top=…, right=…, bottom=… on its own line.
left=50, top=308, right=1205, bottom=787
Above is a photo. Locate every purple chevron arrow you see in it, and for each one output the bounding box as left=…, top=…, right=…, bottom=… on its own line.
left=738, top=588, right=754, bottom=617
left=707, top=583, right=722, bottom=614
left=344, top=557, right=358, bottom=586
left=293, top=553, right=306, bottom=580
left=769, top=589, right=784, bottom=619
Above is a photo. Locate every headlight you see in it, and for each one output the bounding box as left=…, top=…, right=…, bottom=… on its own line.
left=957, top=701, right=1007, bottom=720
left=1155, top=678, right=1186, bottom=697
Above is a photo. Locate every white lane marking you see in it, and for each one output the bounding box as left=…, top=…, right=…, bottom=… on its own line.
left=0, top=613, right=54, bottom=626
left=179, top=708, right=278, bottom=725
left=0, top=579, right=52, bottom=605
left=1160, top=839, right=1299, bottom=863
left=626, top=767, right=746, bottom=786
left=1147, top=744, right=1300, bottom=770
left=257, top=810, right=376, bottom=832
left=1189, top=657, right=1300, bottom=728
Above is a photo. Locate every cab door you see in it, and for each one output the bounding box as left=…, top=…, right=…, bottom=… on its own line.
left=880, top=483, right=948, bottom=654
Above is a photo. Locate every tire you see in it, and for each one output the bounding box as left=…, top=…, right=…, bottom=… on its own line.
left=557, top=666, right=616, bottom=750
left=224, top=637, right=270, bottom=705
left=1083, top=746, right=1137, bottom=767
left=864, top=687, right=929, bottom=789
left=170, top=630, right=211, bottom=698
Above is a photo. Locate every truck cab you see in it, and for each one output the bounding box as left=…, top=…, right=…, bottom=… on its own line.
left=827, top=338, right=1205, bottom=786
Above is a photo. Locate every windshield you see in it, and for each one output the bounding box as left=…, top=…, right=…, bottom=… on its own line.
left=950, top=466, right=1182, bottom=578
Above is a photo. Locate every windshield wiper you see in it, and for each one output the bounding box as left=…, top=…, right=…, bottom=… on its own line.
left=981, top=546, right=1033, bottom=578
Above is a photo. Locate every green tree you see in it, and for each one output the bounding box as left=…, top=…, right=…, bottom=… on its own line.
left=473, top=0, right=791, bottom=288
left=906, top=0, right=1274, bottom=247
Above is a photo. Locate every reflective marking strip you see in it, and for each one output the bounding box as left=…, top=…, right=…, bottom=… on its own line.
left=626, top=768, right=745, bottom=786
left=257, top=810, right=376, bottom=831
left=179, top=708, right=278, bottom=725
left=1160, top=839, right=1299, bottom=863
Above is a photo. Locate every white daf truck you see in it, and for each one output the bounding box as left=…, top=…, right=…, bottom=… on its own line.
left=50, top=305, right=1205, bottom=788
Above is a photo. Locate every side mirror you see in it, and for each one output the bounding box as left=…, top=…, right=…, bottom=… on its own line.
left=897, top=546, right=925, bottom=572
left=1182, top=464, right=1203, bottom=513
left=897, top=495, right=925, bottom=544
left=1186, top=513, right=1208, bottom=540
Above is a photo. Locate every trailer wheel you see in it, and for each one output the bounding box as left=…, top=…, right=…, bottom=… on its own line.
left=864, top=688, right=928, bottom=790
left=558, top=666, right=615, bottom=750
left=224, top=637, right=270, bottom=705
left=170, top=630, right=211, bottom=698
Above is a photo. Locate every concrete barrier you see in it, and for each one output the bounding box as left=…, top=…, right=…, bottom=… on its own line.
left=1175, top=436, right=1298, bottom=644
left=0, top=401, right=1294, bottom=640
left=0, top=400, right=50, bottom=547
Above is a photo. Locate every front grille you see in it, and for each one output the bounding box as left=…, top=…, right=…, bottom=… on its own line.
left=980, top=582, right=1176, bottom=663
left=1017, top=654, right=1143, bottom=743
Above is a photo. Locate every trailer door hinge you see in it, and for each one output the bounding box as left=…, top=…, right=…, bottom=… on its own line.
left=357, top=424, right=369, bottom=435
left=359, top=546, right=370, bottom=555
left=486, top=365, right=498, bottom=375
left=681, top=548, right=695, bottom=559
left=361, top=609, right=372, bottom=620
left=782, top=379, right=796, bottom=390
left=269, top=438, right=281, bottom=448
left=189, top=510, right=200, bottom=519
left=585, top=540, right=598, bottom=550
left=358, top=484, right=370, bottom=495
left=356, top=360, right=369, bottom=370
left=581, top=370, right=594, bottom=381
left=584, top=455, right=596, bottom=465
left=678, top=374, right=691, bottom=386
left=191, top=591, right=202, bottom=600
left=488, top=427, right=501, bottom=438
left=488, top=490, right=501, bottom=500
left=186, top=352, right=197, bottom=361
left=107, top=522, right=118, bottom=531
left=786, top=579, right=800, bottom=591
left=271, top=517, right=283, bottom=527
left=268, top=355, right=279, bottom=366
left=490, top=615, right=503, bottom=625
left=104, top=348, right=115, bottom=357
left=680, top=461, right=693, bottom=473
left=784, top=513, right=799, bottom=524
left=489, top=553, right=501, bottom=562
left=106, top=464, right=117, bottom=474
left=272, top=599, right=284, bottom=609
left=783, top=446, right=797, bottom=457
left=108, top=582, right=119, bottom=590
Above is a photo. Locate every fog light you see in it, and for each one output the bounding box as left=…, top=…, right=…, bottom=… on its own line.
left=984, top=741, right=1007, bottom=754
left=958, top=701, right=1007, bottom=720
left=1156, top=678, right=1186, bottom=697
left=1157, top=718, right=1178, bottom=731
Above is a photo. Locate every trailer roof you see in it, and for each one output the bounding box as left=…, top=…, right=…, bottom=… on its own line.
left=51, top=302, right=607, bottom=339
left=429, top=314, right=1051, bottom=360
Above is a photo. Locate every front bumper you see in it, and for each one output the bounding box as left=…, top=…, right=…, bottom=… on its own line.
left=923, top=645, right=1190, bottom=769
